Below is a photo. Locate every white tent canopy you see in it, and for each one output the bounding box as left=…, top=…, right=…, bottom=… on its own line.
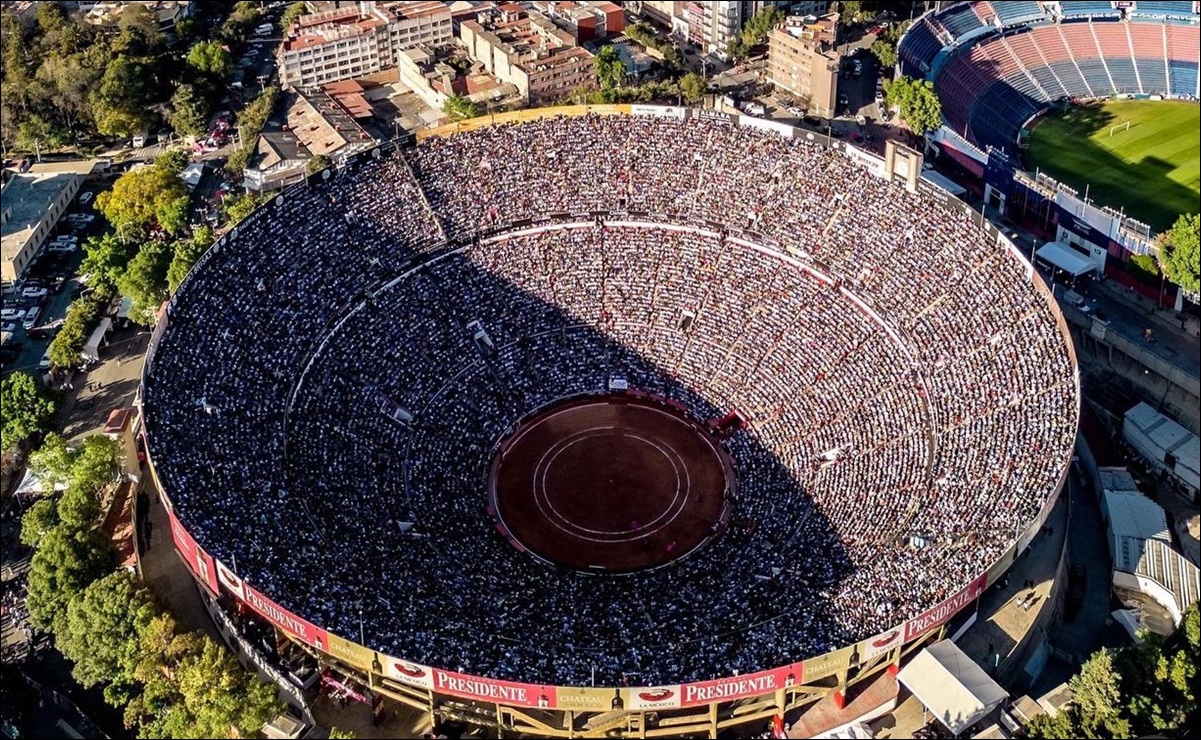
left=1035, top=241, right=1094, bottom=276
left=897, top=641, right=1008, bottom=736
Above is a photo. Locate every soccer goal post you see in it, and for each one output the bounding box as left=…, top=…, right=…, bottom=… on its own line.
left=1109, top=120, right=1132, bottom=136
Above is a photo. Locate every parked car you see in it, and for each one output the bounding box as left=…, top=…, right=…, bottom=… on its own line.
left=787, top=106, right=804, bottom=117
left=78, top=191, right=94, bottom=206
left=38, top=348, right=52, bottom=371
left=0, top=321, right=16, bottom=333
left=1, top=308, right=26, bottom=321
left=22, top=286, right=49, bottom=299
left=838, top=93, right=850, bottom=107
left=48, top=242, right=78, bottom=254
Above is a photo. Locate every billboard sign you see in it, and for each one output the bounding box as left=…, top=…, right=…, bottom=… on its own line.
left=383, top=657, right=435, bottom=690
left=802, top=646, right=854, bottom=682
left=432, top=669, right=553, bottom=708
left=215, top=559, right=245, bottom=600
left=326, top=633, right=379, bottom=672
left=903, top=573, right=989, bottom=641
left=165, top=509, right=217, bottom=593
left=626, top=685, right=683, bottom=710
left=631, top=104, right=686, bottom=119
left=554, top=687, right=625, bottom=712
left=680, top=664, right=800, bottom=707
left=242, top=582, right=328, bottom=651
left=857, top=627, right=903, bottom=664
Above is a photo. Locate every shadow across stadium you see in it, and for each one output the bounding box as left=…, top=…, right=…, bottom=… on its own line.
left=269, top=187, right=858, bottom=688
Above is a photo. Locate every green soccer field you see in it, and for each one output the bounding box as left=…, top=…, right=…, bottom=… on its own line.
left=1027, top=100, right=1200, bottom=231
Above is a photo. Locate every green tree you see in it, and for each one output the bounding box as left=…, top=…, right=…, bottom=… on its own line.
left=1024, top=709, right=1078, bottom=739
left=838, top=1, right=864, bottom=23
left=679, top=72, right=707, bottom=104
left=25, top=526, right=114, bottom=634
left=115, top=4, right=162, bottom=56
left=595, top=46, right=625, bottom=95
left=60, top=571, right=158, bottom=707
left=871, top=38, right=897, bottom=69
left=1129, top=253, right=1160, bottom=284
left=169, top=84, right=210, bottom=138
left=1, top=372, right=57, bottom=453
left=90, top=55, right=157, bottom=138
left=96, top=161, right=191, bottom=238
left=1157, top=213, right=1199, bottom=295
left=328, top=729, right=358, bottom=739
left=69, top=435, right=121, bottom=494
left=29, top=432, right=77, bottom=492
left=281, top=1, right=309, bottom=29
left=884, top=75, right=943, bottom=135
left=118, top=238, right=175, bottom=325
left=1071, top=649, right=1132, bottom=738
left=167, top=226, right=214, bottom=294
left=81, top=233, right=135, bottom=292
left=307, top=153, right=332, bottom=174
left=48, top=289, right=114, bottom=369
left=20, top=499, right=60, bottom=548
left=442, top=94, right=479, bottom=121
left=742, top=6, right=784, bottom=47
left=222, top=192, right=261, bottom=225
left=726, top=34, right=750, bottom=62
left=185, top=40, right=233, bottom=81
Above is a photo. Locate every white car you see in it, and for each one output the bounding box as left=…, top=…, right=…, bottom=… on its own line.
left=787, top=106, right=804, bottom=117
left=22, top=287, right=49, bottom=299
left=79, top=192, right=94, bottom=206
left=48, top=242, right=78, bottom=254
left=1, top=321, right=15, bottom=333
left=1, top=308, right=26, bottom=321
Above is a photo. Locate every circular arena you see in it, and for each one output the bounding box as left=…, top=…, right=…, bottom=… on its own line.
left=140, top=109, right=1079, bottom=723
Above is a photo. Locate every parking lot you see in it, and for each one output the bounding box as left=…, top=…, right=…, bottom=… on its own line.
left=1, top=181, right=110, bottom=378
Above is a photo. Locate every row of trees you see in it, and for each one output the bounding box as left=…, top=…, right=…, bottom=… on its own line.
left=1025, top=603, right=1198, bottom=738
left=19, top=435, right=283, bottom=737
left=1, top=1, right=263, bottom=153
left=591, top=46, right=707, bottom=105
left=226, top=85, right=281, bottom=175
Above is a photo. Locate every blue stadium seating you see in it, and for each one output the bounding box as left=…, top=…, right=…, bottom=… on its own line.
left=899, top=19, right=944, bottom=78
left=1105, top=57, right=1143, bottom=93
left=1136, top=57, right=1169, bottom=95
left=899, top=2, right=1200, bottom=152
left=1077, top=58, right=1116, bottom=92
left=1169, top=60, right=1199, bottom=96
left=939, top=4, right=988, bottom=40
left=992, top=0, right=1046, bottom=24
left=1133, top=1, right=1198, bottom=19
left=1059, top=1, right=1121, bottom=18
left=1049, top=61, right=1093, bottom=98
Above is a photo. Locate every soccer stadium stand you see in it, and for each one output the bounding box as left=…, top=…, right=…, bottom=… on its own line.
left=143, top=113, right=1079, bottom=691
left=898, top=1, right=1201, bottom=152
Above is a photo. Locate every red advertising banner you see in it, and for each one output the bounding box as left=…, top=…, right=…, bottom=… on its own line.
left=680, top=664, right=801, bottom=707
left=242, top=582, right=329, bottom=652
left=432, top=669, right=556, bottom=709
left=903, top=573, right=989, bottom=641
left=626, top=685, right=683, bottom=710
left=165, top=508, right=217, bottom=593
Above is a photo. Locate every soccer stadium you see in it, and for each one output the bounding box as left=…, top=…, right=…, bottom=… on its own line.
left=899, top=0, right=1199, bottom=234
left=139, top=108, right=1079, bottom=736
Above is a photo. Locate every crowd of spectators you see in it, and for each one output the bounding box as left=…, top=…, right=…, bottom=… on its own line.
left=142, top=114, right=1078, bottom=687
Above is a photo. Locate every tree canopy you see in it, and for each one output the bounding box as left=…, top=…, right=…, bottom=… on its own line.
left=442, top=94, right=479, bottom=122
left=1025, top=604, right=1199, bottom=738
left=741, top=6, right=785, bottom=47
left=167, top=226, right=214, bottom=295
left=595, top=46, right=625, bottom=98
left=185, top=40, right=233, bottom=81
left=281, top=2, right=310, bottom=29
left=883, top=75, right=943, bottom=135
left=25, top=525, right=114, bottom=634
left=1157, top=212, right=1199, bottom=295
left=1, top=372, right=57, bottom=453
left=679, top=72, right=707, bottom=104
left=96, top=159, right=191, bottom=238
left=60, top=571, right=159, bottom=706
left=118, top=237, right=175, bottom=325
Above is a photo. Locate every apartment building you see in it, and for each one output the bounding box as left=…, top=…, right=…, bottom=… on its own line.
left=279, top=1, right=452, bottom=90
left=459, top=5, right=597, bottom=106
left=767, top=12, right=840, bottom=117
left=646, top=0, right=828, bottom=59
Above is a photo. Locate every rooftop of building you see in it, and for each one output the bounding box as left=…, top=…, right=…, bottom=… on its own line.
left=286, top=88, right=375, bottom=157
left=775, top=12, right=839, bottom=48
left=2, top=160, right=97, bottom=263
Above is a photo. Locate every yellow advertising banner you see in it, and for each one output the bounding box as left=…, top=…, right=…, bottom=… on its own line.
left=554, top=687, right=627, bottom=712
left=326, top=632, right=379, bottom=672
left=801, top=645, right=854, bottom=683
